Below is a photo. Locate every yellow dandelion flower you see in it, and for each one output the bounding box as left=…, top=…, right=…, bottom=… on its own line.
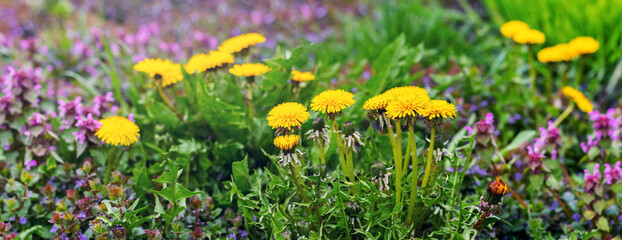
left=512, top=29, right=545, bottom=44
left=569, top=36, right=599, bottom=55
left=363, top=94, right=390, bottom=111
left=267, top=102, right=310, bottom=130
left=229, top=63, right=271, bottom=77
left=310, top=89, right=355, bottom=114
left=95, top=116, right=140, bottom=146
left=500, top=21, right=530, bottom=38
left=185, top=51, right=234, bottom=73
left=561, top=86, right=593, bottom=113
left=538, top=44, right=579, bottom=63
left=134, top=58, right=183, bottom=87
left=291, top=70, right=315, bottom=82
left=383, top=86, right=429, bottom=101
left=274, top=134, right=300, bottom=151
left=218, top=33, right=266, bottom=54
left=386, top=94, right=430, bottom=119
left=422, top=100, right=457, bottom=119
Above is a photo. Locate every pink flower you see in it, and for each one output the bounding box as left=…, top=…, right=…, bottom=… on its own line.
left=604, top=162, right=622, bottom=185
left=539, top=121, right=561, bottom=150
left=527, top=141, right=546, bottom=171
left=580, top=134, right=599, bottom=153
left=583, top=164, right=601, bottom=192
left=73, top=114, right=102, bottom=144
left=474, top=113, right=495, bottom=146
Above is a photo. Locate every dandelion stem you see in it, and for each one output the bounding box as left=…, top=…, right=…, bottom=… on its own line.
left=333, top=121, right=353, bottom=183
left=247, top=82, right=256, bottom=120
left=553, top=102, right=575, bottom=127
left=385, top=116, right=402, bottom=205
left=421, top=127, right=436, bottom=188
left=289, top=162, right=310, bottom=203
left=104, top=147, right=118, bottom=184
left=528, top=45, right=536, bottom=93
left=575, top=57, right=585, bottom=87
left=545, top=63, right=553, bottom=96
left=157, top=84, right=183, bottom=121
left=562, top=63, right=569, bottom=87
left=318, top=141, right=326, bottom=165
left=405, top=124, right=419, bottom=226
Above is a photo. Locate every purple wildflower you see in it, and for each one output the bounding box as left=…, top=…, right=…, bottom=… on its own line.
left=527, top=141, right=546, bottom=171
left=604, top=162, right=622, bottom=185
left=73, top=114, right=102, bottom=144
left=583, top=164, right=601, bottom=192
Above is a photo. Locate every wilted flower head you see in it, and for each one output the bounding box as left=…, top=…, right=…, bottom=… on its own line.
left=306, top=117, right=330, bottom=145
left=340, top=121, right=365, bottom=152
left=479, top=176, right=507, bottom=212
left=583, top=164, right=601, bottom=192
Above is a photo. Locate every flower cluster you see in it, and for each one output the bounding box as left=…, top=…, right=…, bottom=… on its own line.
left=538, top=36, right=599, bottom=63
left=525, top=121, right=561, bottom=172
left=500, top=21, right=545, bottom=44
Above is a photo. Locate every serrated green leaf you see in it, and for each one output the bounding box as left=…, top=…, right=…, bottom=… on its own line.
left=232, top=155, right=251, bottom=192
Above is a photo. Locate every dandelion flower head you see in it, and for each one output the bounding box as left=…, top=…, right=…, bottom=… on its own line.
left=218, top=33, right=266, bottom=54
left=291, top=70, right=315, bottom=82
left=385, top=94, right=430, bottom=119
left=95, top=116, right=140, bottom=146
left=363, top=94, right=390, bottom=111
left=185, top=51, right=234, bottom=73
left=310, top=89, right=355, bottom=114
left=422, top=100, right=457, bottom=119
left=562, top=86, right=593, bottom=113
left=134, top=58, right=183, bottom=87
left=229, top=63, right=271, bottom=77
left=512, top=29, right=545, bottom=44
left=569, top=36, right=599, bottom=55
left=274, top=134, right=300, bottom=151
left=500, top=21, right=530, bottom=38
left=267, top=102, right=310, bottom=130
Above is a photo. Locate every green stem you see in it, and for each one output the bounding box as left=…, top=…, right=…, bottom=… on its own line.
left=512, top=42, right=519, bottom=77
left=104, top=147, right=119, bottom=184
left=333, top=121, right=350, bottom=183
left=157, top=84, right=183, bottom=121
left=345, top=150, right=355, bottom=183
left=553, top=102, right=575, bottom=127
left=528, top=45, right=536, bottom=93
left=421, top=127, right=436, bottom=188
left=247, top=82, right=256, bottom=120
left=385, top=117, right=402, bottom=205
left=562, top=63, right=569, bottom=87
left=405, top=124, right=419, bottom=226
left=545, top=63, right=553, bottom=96
left=318, top=141, right=326, bottom=165
left=289, top=163, right=310, bottom=203
left=575, top=57, right=586, bottom=87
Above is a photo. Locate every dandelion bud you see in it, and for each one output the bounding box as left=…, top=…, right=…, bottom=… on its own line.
left=312, top=117, right=326, bottom=131
left=345, top=201, right=360, bottom=216
left=297, top=220, right=310, bottom=236
left=342, top=121, right=355, bottom=137
left=371, top=161, right=387, bottom=178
